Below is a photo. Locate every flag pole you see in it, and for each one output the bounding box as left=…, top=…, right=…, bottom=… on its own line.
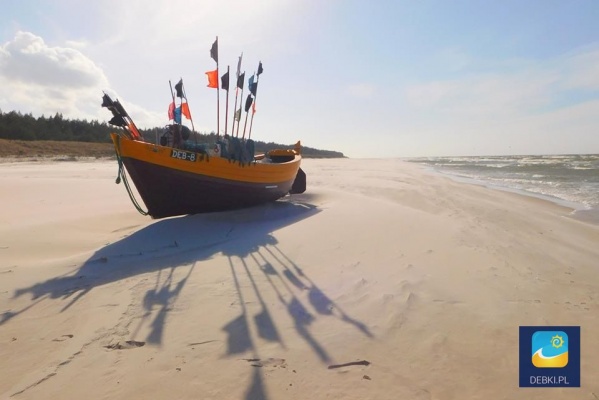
left=242, top=95, right=253, bottom=140
left=214, top=37, right=220, bottom=139
left=223, top=65, right=230, bottom=138
left=181, top=82, right=195, bottom=133
left=168, top=81, right=176, bottom=108
left=167, top=80, right=176, bottom=144
left=235, top=73, right=245, bottom=138
left=242, top=110, right=249, bottom=139
left=248, top=78, right=258, bottom=139
left=168, top=80, right=176, bottom=123
left=248, top=62, right=263, bottom=140
left=248, top=99, right=255, bottom=139
left=231, top=52, right=243, bottom=137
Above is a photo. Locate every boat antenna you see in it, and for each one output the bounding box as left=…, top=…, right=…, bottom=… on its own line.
left=248, top=61, right=263, bottom=140
left=231, top=52, right=243, bottom=137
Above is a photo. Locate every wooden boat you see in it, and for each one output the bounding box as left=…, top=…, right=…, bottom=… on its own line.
left=103, top=94, right=306, bottom=219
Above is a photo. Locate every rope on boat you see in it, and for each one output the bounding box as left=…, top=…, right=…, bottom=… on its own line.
left=114, top=135, right=149, bottom=216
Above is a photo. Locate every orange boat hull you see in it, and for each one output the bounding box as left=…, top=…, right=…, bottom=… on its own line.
left=111, top=134, right=303, bottom=218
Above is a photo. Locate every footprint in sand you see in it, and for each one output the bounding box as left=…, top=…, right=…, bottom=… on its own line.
left=328, top=360, right=371, bottom=369
left=52, top=334, right=74, bottom=342
left=243, top=358, right=287, bottom=369
left=104, top=340, right=146, bottom=350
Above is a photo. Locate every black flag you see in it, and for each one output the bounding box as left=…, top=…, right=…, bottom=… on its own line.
left=249, top=74, right=257, bottom=97
left=101, top=93, right=114, bottom=108
left=221, top=70, right=229, bottom=91
left=210, top=38, right=218, bottom=63
left=109, top=115, right=127, bottom=127
left=257, top=61, right=263, bottom=76
left=244, top=94, right=253, bottom=113
left=237, top=72, right=245, bottom=90
left=175, top=79, right=184, bottom=98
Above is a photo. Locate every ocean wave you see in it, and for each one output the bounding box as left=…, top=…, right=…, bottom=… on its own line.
left=407, top=154, right=599, bottom=210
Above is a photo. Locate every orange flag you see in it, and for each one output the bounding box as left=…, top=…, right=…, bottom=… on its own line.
left=205, top=70, right=218, bottom=88
left=181, top=103, right=191, bottom=119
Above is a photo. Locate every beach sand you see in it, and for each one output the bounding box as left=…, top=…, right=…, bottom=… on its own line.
left=1, top=158, right=598, bottom=399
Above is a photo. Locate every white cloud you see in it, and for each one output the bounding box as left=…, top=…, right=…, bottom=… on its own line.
left=0, top=31, right=106, bottom=88
left=0, top=31, right=111, bottom=121
left=402, top=45, right=599, bottom=122
left=389, top=45, right=599, bottom=156
left=0, top=1, right=309, bottom=127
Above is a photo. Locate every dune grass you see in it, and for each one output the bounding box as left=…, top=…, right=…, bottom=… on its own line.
left=0, top=139, right=115, bottom=158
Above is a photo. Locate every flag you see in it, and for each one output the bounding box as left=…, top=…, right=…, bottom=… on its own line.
left=236, top=53, right=243, bottom=78
left=168, top=102, right=175, bottom=120
left=257, top=61, right=263, bottom=76
left=237, top=72, right=245, bottom=90
left=210, top=38, right=218, bottom=63
left=109, top=115, right=126, bottom=127
left=205, top=69, right=218, bottom=88
left=101, top=93, right=114, bottom=108
left=181, top=102, right=191, bottom=120
left=249, top=74, right=257, bottom=97
left=175, top=79, right=184, bottom=98
left=234, top=108, right=241, bottom=121
left=174, top=107, right=182, bottom=124
left=244, top=94, right=253, bottom=113
left=221, top=70, right=229, bottom=91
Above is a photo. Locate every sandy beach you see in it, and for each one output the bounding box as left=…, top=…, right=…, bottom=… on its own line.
left=1, top=158, right=598, bottom=400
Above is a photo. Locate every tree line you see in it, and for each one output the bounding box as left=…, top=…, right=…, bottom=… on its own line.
left=0, top=110, right=345, bottom=158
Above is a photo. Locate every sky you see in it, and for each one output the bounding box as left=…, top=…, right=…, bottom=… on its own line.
left=1, top=0, right=598, bottom=158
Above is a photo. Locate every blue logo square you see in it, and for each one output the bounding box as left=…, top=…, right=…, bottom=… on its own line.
left=519, top=326, right=580, bottom=387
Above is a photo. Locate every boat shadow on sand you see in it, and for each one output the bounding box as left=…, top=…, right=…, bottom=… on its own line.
left=6, top=193, right=373, bottom=400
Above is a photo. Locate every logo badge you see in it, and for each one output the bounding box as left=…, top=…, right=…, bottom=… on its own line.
left=519, top=326, right=580, bottom=387
left=531, top=331, right=568, bottom=368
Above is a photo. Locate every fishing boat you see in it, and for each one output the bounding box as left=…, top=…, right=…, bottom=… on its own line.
left=101, top=40, right=305, bottom=219
left=102, top=94, right=305, bottom=219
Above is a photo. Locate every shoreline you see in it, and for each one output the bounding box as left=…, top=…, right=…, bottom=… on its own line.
left=412, top=163, right=599, bottom=226
left=3, top=154, right=597, bottom=225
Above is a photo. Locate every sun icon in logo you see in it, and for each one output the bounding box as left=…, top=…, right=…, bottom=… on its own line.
left=551, top=334, right=565, bottom=349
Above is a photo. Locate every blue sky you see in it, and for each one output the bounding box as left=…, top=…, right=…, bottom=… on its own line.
left=1, top=0, right=598, bottom=157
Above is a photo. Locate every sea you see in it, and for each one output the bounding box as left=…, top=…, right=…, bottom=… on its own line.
left=407, top=154, right=599, bottom=223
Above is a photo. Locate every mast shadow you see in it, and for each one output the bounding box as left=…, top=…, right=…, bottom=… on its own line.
left=4, top=196, right=319, bottom=332
left=6, top=191, right=373, bottom=399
